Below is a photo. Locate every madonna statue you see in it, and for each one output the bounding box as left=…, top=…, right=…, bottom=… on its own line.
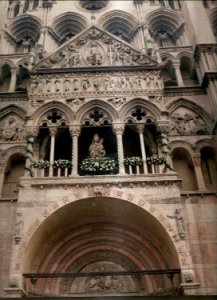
left=89, top=134, right=106, bottom=157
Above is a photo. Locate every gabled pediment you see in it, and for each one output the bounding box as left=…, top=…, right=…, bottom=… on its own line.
left=34, top=26, right=158, bottom=70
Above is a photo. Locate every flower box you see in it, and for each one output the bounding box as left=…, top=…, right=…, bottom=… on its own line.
left=80, top=157, right=117, bottom=175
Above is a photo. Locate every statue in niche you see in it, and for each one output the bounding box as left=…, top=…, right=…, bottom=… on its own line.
left=86, top=42, right=103, bottom=65
left=167, top=209, right=186, bottom=239
left=1, top=116, right=23, bottom=141
left=73, top=79, right=79, bottom=91
left=46, top=79, right=52, bottom=92
left=54, top=80, right=61, bottom=92
left=63, top=80, right=71, bottom=92
left=82, top=79, right=91, bottom=91
left=89, top=134, right=106, bottom=157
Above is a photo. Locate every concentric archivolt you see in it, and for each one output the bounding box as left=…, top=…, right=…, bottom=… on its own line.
left=51, top=12, right=88, bottom=43
left=98, top=10, right=138, bottom=42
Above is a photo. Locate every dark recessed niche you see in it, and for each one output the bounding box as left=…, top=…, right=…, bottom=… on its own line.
left=80, top=0, right=108, bottom=11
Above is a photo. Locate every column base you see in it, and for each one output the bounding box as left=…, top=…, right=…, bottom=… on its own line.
left=4, top=288, right=25, bottom=298
left=180, top=282, right=200, bottom=295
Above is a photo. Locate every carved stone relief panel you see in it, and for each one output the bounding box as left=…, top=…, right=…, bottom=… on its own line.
left=0, top=115, right=25, bottom=142
left=35, top=26, right=158, bottom=69
left=28, top=71, right=163, bottom=108
left=170, top=107, right=209, bottom=135
left=69, top=261, right=138, bottom=295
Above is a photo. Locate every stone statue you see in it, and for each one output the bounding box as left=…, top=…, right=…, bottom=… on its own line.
left=167, top=209, right=186, bottom=239
left=87, top=42, right=103, bottom=65
left=89, top=134, right=106, bottom=157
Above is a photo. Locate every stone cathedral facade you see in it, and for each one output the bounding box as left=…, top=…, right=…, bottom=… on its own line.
left=0, top=0, right=217, bottom=298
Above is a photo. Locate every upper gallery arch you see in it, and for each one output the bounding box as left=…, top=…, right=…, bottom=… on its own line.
left=5, top=14, right=42, bottom=48
left=146, top=8, right=185, bottom=46
left=50, top=12, right=89, bottom=45
left=98, top=10, right=138, bottom=43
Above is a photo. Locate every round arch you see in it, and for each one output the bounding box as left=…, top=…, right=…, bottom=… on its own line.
left=8, top=14, right=42, bottom=43
left=0, top=59, right=17, bottom=69
left=22, top=197, right=181, bottom=296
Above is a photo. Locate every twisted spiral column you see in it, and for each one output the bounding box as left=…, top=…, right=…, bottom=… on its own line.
left=113, top=124, right=125, bottom=175
left=70, top=125, right=81, bottom=176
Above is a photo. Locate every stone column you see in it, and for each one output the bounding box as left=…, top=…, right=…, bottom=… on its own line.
left=173, top=0, right=180, bottom=9
left=173, top=60, right=184, bottom=86
left=136, top=123, right=147, bottom=174
left=192, top=154, right=206, bottom=191
left=48, top=126, right=57, bottom=177
left=0, top=162, right=6, bottom=197
left=69, top=125, right=81, bottom=176
left=9, top=68, right=18, bottom=92
left=18, top=0, right=24, bottom=15
left=29, top=0, right=34, bottom=10
left=208, top=79, right=217, bottom=115
left=163, top=0, right=170, bottom=8
left=113, top=124, right=125, bottom=175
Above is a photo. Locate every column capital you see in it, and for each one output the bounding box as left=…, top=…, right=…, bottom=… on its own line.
left=69, top=125, right=81, bottom=137
left=112, top=123, right=125, bottom=135
left=25, top=126, right=39, bottom=139
left=10, top=67, right=19, bottom=74
left=136, top=122, right=145, bottom=134
left=192, top=154, right=201, bottom=167
left=0, top=161, right=6, bottom=172
left=156, top=120, right=171, bottom=134
left=49, top=125, right=58, bottom=136
left=173, top=60, right=181, bottom=69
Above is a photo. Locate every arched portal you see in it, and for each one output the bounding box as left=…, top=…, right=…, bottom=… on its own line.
left=23, top=198, right=181, bottom=296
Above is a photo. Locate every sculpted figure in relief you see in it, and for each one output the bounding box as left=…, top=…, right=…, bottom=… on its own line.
left=1, top=116, right=23, bottom=142
left=89, top=134, right=106, bottom=157
left=87, top=42, right=103, bottom=65
left=63, top=80, right=71, bottom=92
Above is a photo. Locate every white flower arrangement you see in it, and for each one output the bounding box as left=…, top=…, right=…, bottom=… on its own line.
left=146, top=156, right=173, bottom=172
left=53, top=159, right=72, bottom=169
left=123, top=156, right=143, bottom=166
left=146, top=156, right=167, bottom=165
left=80, top=157, right=117, bottom=175
left=30, top=160, right=50, bottom=169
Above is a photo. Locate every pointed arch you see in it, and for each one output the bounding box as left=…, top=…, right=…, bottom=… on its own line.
left=120, top=98, right=161, bottom=123
left=29, top=101, right=74, bottom=126
left=76, top=100, right=117, bottom=124
left=166, top=98, right=212, bottom=129
left=0, top=104, right=26, bottom=120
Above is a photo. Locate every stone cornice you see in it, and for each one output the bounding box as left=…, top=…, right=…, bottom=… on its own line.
left=0, top=92, right=28, bottom=101
left=32, top=64, right=160, bottom=75
left=202, top=71, right=217, bottom=87
left=163, top=85, right=206, bottom=97
left=20, top=172, right=181, bottom=188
